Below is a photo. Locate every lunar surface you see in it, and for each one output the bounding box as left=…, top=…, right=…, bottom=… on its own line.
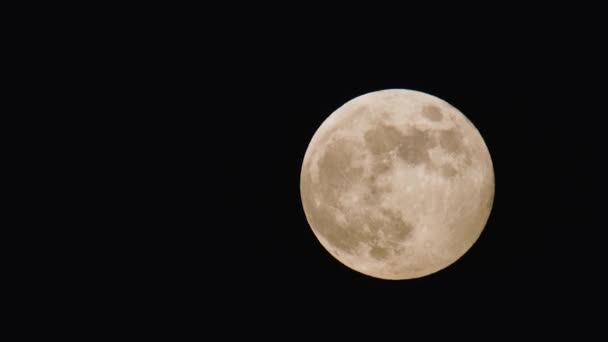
left=300, top=89, right=494, bottom=280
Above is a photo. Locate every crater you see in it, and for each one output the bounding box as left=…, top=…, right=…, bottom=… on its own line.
left=364, top=124, right=436, bottom=167
left=300, top=171, right=356, bottom=254
left=305, top=204, right=362, bottom=253
left=362, top=174, right=392, bottom=204
left=377, top=208, right=414, bottom=241
left=396, top=128, right=435, bottom=165
left=301, top=183, right=414, bottom=256
left=370, top=245, right=389, bottom=260
left=438, top=129, right=464, bottom=154
left=372, top=158, right=393, bottom=174
left=422, top=105, right=443, bottom=121
left=316, top=138, right=363, bottom=202
left=364, top=124, right=404, bottom=155
left=365, top=210, right=414, bottom=260
left=306, top=105, right=369, bottom=163
left=440, top=164, right=458, bottom=178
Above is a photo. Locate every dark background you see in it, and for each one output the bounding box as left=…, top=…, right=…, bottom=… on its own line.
left=122, top=1, right=601, bottom=339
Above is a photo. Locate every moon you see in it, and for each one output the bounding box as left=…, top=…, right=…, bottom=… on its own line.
left=300, top=89, right=494, bottom=280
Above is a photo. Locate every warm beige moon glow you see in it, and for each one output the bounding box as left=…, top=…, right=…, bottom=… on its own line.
left=300, top=89, right=494, bottom=280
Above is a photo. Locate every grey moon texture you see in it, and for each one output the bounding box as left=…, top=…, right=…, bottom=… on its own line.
left=300, top=89, right=494, bottom=280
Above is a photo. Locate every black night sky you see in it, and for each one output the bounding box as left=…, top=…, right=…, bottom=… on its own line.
left=123, top=2, right=601, bottom=339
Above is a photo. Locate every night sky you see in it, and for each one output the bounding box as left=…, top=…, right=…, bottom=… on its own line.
left=124, top=2, right=600, bottom=339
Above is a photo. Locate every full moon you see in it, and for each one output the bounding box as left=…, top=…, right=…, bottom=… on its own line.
left=300, top=89, right=494, bottom=280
